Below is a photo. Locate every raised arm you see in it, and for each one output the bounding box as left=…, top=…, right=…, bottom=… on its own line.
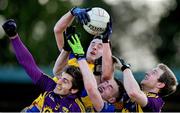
left=102, top=43, right=113, bottom=81
left=78, top=59, right=104, bottom=111
left=53, top=7, right=91, bottom=75
left=53, top=50, right=69, bottom=76
left=123, top=69, right=148, bottom=107
left=54, top=11, right=74, bottom=51
left=53, top=26, right=76, bottom=76
left=115, top=57, right=148, bottom=107
left=54, top=7, right=91, bottom=51
left=101, top=19, right=113, bottom=81
left=2, top=19, right=43, bottom=84
left=68, top=34, right=104, bottom=111
left=53, top=10, right=75, bottom=73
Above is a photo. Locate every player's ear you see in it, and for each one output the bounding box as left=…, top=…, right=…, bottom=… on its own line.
left=70, top=88, right=78, bottom=94
left=157, top=82, right=165, bottom=89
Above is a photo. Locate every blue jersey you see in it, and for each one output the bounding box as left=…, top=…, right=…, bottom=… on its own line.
left=100, top=102, right=115, bottom=112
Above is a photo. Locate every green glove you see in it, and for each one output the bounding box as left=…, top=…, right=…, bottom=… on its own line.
left=68, top=34, right=85, bottom=60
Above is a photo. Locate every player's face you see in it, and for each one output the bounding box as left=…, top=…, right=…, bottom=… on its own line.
left=141, top=66, right=164, bottom=89
left=98, top=79, right=119, bottom=103
left=86, top=39, right=103, bottom=63
left=53, top=72, right=73, bottom=95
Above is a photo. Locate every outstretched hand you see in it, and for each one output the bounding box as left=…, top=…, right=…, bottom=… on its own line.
left=71, top=7, right=91, bottom=25
left=113, top=56, right=131, bottom=71
left=2, top=19, right=17, bottom=37
left=68, top=34, right=85, bottom=60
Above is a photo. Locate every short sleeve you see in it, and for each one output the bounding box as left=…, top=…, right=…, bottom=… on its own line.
left=100, top=102, right=115, bottom=112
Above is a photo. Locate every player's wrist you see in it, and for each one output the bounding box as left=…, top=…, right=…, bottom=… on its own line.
left=10, top=34, right=18, bottom=40
left=70, top=7, right=77, bottom=16
left=63, top=46, right=71, bottom=51
left=102, top=39, right=110, bottom=43
left=74, top=52, right=85, bottom=61
left=121, top=64, right=131, bottom=72
left=76, top=54, right=85, bottom=61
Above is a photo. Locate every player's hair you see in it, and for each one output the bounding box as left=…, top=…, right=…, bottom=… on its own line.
left=157, top=63, right=178, bottom=97
left=63, top=65, right=84, bottom=93
left=93, top=35, right=102, bottom=40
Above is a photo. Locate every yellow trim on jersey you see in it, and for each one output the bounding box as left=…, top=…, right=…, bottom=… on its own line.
left=136, top=104, right=143, bottom=113
left=122, top=105, right=143, bottom=113
left=122, top=108, right=129, bottom=112
left=144, top=92, right=159, bottom=98
left=52, top=76, right=58, bottom=83
left=81, top=96, right=95, bottom=112
left=68, top=58, right=94, bottom=71
left=75, top=98, right=86, bottom=112
left=42, top=106, right=53, bottom=112
left=32, top=92, right=47, bottom=110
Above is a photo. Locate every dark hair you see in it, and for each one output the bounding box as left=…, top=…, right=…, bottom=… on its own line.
left=93, top=35, right=112, bottom=49
left=157, top=63, right=178, bottom=97
left=114, top=77, right=125, bottom=101
left=63, top=65, right=84, bottom=93
left=93, top=35, right=103, bottom=40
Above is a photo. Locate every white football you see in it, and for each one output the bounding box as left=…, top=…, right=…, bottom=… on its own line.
left=83, top=7, right=110, bottom=35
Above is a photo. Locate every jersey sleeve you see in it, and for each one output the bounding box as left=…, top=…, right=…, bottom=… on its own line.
left=11, top=35, right=43, bottom=84
left=36, top=74, right=57, bottom=92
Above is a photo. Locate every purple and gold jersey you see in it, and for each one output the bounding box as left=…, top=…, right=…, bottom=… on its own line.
left=22, top=52, right=94, bottom=112
left=11, top=36, right=85, bottom=112
left=32, top=74, right=85, bottom=112
left=120, top=92, right=164, bottom=112
left=41, top=91, right=85, bottom=112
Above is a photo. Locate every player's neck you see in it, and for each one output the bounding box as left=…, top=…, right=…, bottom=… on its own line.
left=142, top=86, right=159, bottom=94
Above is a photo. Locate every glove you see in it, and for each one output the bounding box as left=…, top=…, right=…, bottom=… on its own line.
left=93, top=56, right=102, bottom=76
left=71, top=7, right=91, bottom=25
left=2, top=19, right=17, bottom=37
left=63, top=26, right=76, bottom=51
left=102, top=17, right=112, bottom=43
left=68, top=34, right=85, bottom=60
left=112, top=56, right=130, bottom=71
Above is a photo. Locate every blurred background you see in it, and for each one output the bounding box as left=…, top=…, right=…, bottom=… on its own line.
left=0, top=0, right=179, bottom=112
